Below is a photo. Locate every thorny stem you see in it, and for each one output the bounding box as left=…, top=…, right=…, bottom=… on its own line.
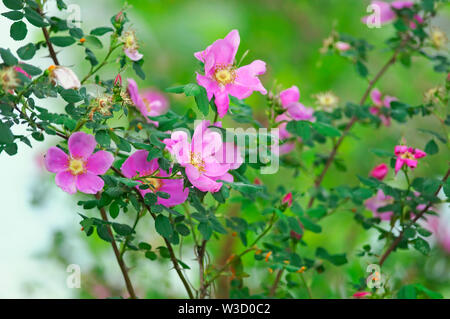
left=307, top=38, right=409, bottom=209
left=203, top=213, right=277, bottom=290
left=81, top=43, right=122, bottom=84
left=198, top=240, right=208, bottom=299
left=378, top=167, right=450, bottom=267
left=37, top=8, right=60, bottom=66
left=95, top=193, right=137, bottom=299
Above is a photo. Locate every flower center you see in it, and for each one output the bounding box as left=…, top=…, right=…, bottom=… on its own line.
left=142, top=176, right=163, bottom=191
left=142, top=97, right=152, bottom=112
left=214, top=65, right=236, bottom=86
left=190, top=152, right=205, bottom=173
left=69, top=158, right=85, bottom=175
left=401, top=151, right=415, bottom=160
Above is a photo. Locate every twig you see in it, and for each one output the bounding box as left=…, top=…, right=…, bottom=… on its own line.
left=269, top=269, right=283, bottom=297
left=198, top=240, right=208, bottom=299
left=307, top=40, right=407, bottom=209
left=378, top=167, right=450, bottom=266
left=37, top=8, right=60, bottom=65
left=95, top=193, right=137, bottom=299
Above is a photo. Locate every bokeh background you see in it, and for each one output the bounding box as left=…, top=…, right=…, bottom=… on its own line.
left=0, top=0, right=449, bottom=298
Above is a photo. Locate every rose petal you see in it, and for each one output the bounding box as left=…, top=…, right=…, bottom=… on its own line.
left=45, top=146, right=69, bottom=173
left=86, top=150, right=114, bottom=175
left=68, top=132, right=96, bottom=160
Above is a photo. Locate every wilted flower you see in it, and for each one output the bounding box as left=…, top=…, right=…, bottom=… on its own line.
left=48, top=65, right=81, bottom=90
left=163, top=120, right=243, bottom=193
left=127, top=78, right=168, bottom=126
left=120, top=30, right=143, bottom=61
left=195, top=29, right=267, bottom=117
left=370, top=163, right=388, bottom=180
left=0, top=67, right=20, bottom=92
left=369, top=89, right=396, bottom=126
left=423, top=86, right=445, bottom=104
left=394, top=145, right=426, bottom=173
left=430, top=27, right=448, bottom=50
left=314, top=91, right=339, bottom=112
left=44, top=132, right=114, bottom=194
left=89, top=95, right=114, bottom=120
left=121, top=150, right=189, bottom=207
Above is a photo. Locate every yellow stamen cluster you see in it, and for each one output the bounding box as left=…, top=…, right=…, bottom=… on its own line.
left=401, top=151, right=415, bottom=160
left=69, top=158, right=86, bottom=175
left=89, top=96, right=113, bottom=120
left=141, top=175, right=163, bottom=191
left=142, top=97, right=152, bottom=113
left=213, top=65, right=236, bottom=86
left=190, top=152, right=206, bottom=172
left=120, top=30, right=139, bottom=51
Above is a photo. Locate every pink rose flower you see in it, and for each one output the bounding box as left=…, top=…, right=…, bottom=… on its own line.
left=163, top=120, right=243, bottom=193
left=394, top=145, right=426, bottom=174
left=121, top=150, right=188, bottom=207
left=279, top=86, right=315, bottom=122
left=44, top=132, right=114, bottom=194
left=370, top=163, right=388, bottom=180
left=362, top=1, right=414, bottom=25
left=365, top=189, right=394, bottom=221
left=127, top=78, right=168, bottom=126
left=195, top=30, right=267, bottom=118
left=369, top=89, right=396, bottom=126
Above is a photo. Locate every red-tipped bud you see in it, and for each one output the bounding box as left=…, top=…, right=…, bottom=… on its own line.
left=370, top=163, right=388, bottom=180
left=114, top=74, right=122, bottom=86
left=282, top=192, right=293, bottom=207
left=253, top=177, right=262, bottom=185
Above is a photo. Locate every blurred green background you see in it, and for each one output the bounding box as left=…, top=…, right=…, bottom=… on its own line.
left=0, top=0, right=449, bottom=298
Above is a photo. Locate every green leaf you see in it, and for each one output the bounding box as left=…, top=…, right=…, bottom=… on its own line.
left=18, top=63, right=40, bottom=75
left=109, top=201, right=119, bottom=219
left=175, top=223, right=190, bottom=236
left=413, top=237, right=430, bottom=255
left=90, top=27, right=113, bottom=36
left=444, top=179, right=450, bottom=199
left=112, top=223, right=133, bottom=236
left=306, top=206, right=327, bottom=219
left=17, top=43, right=36, bottom=60
left=10, top=21, right=27, bottom=41
left=221, top=181, right=264, bottom=194
left=198, top=222, right=212, bottom=240
left=50, top=36, right=76, bottom=47
left=299, top=217, right=322, bottom=233
left=2, top=10, right=24, bottom=20
left=287, top=217, right=303, bottom=235
left=165, top=85, right=185, bottom=94
left=133, top=61, right=145, bottom=80
left=414, top=284, right=443, bottom=299
left=2, top=0, right=23, bottom=10
left=421, top=0, right=435, bottom=12
left=286, top=120, right=311, bottom=139
left=24, top=7, right=48, bottom=27
left=397, top=285, right=417, bottom=299
left=84, top=35, right=103, bottom=49
left=60, top=89, right=83, bottom=103
left=355, top=61, right=368, bottom=78
left=95, top=130, right=110, bottom=147
left=69, top=27, right=83, bottom=39
left=96, top=224, right=112, bottom=242
left=315, top=247, right=347, bottom=266
left=312, top=122, right=341, bottom=137
left=145, top=251, right=157, bottom=260
left=155, top=215, right=173, bottom=239
left=183, top=83, right=201, bottom=96
left=370, top=148, right=393, bottom=157
left=424, top=139, right=438, bottom=155
left=0, top=122, right=14, bottom=144
left=194, top=86, right=209, bottom=116
left=138, top=242, right=152, bottom=250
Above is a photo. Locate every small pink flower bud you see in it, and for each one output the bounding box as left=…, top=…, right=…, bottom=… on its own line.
left=335, top=41, right=351, bottom=52
left=370, top=163, right=388, bottom=180
left=114, top=74, right=122, bottom=86
left=282, top=192, right=293, bottom=207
